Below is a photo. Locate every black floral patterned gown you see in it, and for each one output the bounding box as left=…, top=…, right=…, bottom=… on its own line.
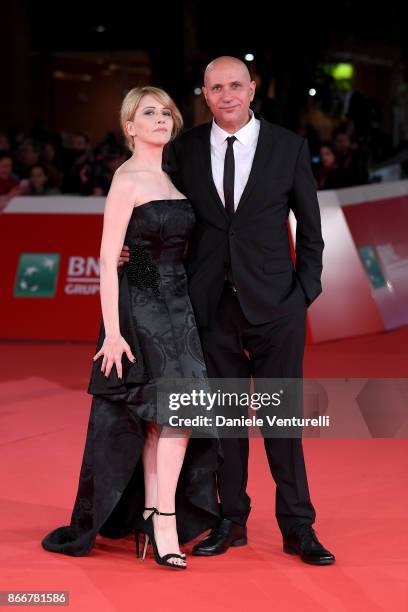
left=41, top=199, right=221, bottom=556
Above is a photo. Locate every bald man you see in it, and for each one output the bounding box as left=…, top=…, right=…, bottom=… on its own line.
left=122, top=56, right=334, bottom=565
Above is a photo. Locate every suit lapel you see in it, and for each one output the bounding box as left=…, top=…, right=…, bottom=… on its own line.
left=234, top=116, right=272, bottom=218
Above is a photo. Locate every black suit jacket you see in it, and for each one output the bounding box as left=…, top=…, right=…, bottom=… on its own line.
left=167, top=116, right=324, bottom=327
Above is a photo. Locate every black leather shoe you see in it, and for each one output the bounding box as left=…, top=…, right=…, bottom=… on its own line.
left=283, top=524, right=335, bottom=565
left=192, top=518, right=247, bottom=556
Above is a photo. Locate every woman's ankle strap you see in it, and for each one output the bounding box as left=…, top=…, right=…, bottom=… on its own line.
left=155, top=509, right=176, bottom=516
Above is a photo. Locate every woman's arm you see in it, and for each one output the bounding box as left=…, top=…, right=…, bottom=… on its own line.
left=93, top=172, right=137, bottom=379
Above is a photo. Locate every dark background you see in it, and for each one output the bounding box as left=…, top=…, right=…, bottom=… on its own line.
left=2, top=0, right=408, bottom=198
left=3, top=1, right=408, bottom=131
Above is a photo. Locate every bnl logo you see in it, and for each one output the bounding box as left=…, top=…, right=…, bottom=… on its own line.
left=14, top=253, right=60, bottom=298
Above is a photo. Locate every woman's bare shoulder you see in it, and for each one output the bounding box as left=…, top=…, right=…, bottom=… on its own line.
left=115, top=159, right=153, bottom=178
left=114, top=161, right=157, bottom=192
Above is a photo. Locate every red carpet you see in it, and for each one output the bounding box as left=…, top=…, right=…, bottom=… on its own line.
left=1, top=327, right=407, bottom=611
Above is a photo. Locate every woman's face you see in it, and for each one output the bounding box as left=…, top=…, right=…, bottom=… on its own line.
left=127, top=94, right=174, bottom=148
left=0, top=157, right=13, bottom=180
left=0, top=133, right=10, bottom=151
left=19, top=143, right=39, bottom=166
left=29, top=166, right=47, bottom=189
left=43, top=142, right=56, bottom=162
left=320, top=146, right=336, bottom=168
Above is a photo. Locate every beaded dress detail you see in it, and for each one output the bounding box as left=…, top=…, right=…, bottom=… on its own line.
left=124, top=243, right=161, bottom=296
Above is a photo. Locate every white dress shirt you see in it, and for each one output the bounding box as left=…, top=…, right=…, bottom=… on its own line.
left=210, top=110, right=260, bottom=211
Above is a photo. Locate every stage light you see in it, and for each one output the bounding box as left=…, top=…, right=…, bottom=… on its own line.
left=194, top=88, right=202, bottom=96
left=95, top=25, right=106, bottom=33
left=309, top=88, right=317, bottom=96
left=331, top=63, right=354, bottom=80
left=244, top=53, right=255, bottom=62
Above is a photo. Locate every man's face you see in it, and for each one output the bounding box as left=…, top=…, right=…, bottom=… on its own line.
left=203, top=61, right=255, bottom=130
left=72, top=135, right=88, bottom=152
left=320, top=146, right=336, bottom=168
left=19, top=143, right=38, bottom=166
left=334, top=134, right=351, bottom=156
left=29, top=166, right=47, bottom=189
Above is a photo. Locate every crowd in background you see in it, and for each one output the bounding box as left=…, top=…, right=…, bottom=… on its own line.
left=311, top=123, right=370, bottom=190
left=0, top=113, right=402, bottom=206
left=0, top=129, right=128, bottom=202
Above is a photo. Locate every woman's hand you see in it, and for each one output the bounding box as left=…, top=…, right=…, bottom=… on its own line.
left=118, top=245, right=130, bottom=267
left=93, top=335, right=135, bottom=379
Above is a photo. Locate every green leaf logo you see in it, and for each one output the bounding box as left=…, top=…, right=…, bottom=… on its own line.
left=14, top=253, right=60, bottom=297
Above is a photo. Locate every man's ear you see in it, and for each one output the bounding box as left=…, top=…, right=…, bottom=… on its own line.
left=202, top=86, right=208, bottom=103
left=249, top=81, right=256, bottom=101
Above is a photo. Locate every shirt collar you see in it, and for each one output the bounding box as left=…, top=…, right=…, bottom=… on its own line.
left=211, top=109, right=258, bottom=147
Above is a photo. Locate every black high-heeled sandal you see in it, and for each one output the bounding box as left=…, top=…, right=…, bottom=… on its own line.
left=134, top=507, right=186, bottom=560
left=143, top=509, right=186, bottom=570
left=134, top=507, right=156, bottom=559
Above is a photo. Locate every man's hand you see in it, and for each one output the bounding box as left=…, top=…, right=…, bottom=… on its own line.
left=118, top=245, right=130, bottom=267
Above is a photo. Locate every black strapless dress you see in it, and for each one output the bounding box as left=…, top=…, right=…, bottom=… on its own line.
left=41, top=199, right=221, bottom=556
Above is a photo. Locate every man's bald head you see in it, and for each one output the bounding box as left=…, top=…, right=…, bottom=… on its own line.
left=204, top=56, right=251, bottom=86
left=202, top=56, right=256, bottom=133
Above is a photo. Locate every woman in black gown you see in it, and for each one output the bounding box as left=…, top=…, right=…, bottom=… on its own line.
left=41, top=86, right=221, bottom=569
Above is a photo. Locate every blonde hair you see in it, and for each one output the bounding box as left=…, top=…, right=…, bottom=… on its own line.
left=120, top=86, right=183, bottom=151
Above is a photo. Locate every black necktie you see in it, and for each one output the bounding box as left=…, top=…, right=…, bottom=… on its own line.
left=223, top=136, right=236, bottom=217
